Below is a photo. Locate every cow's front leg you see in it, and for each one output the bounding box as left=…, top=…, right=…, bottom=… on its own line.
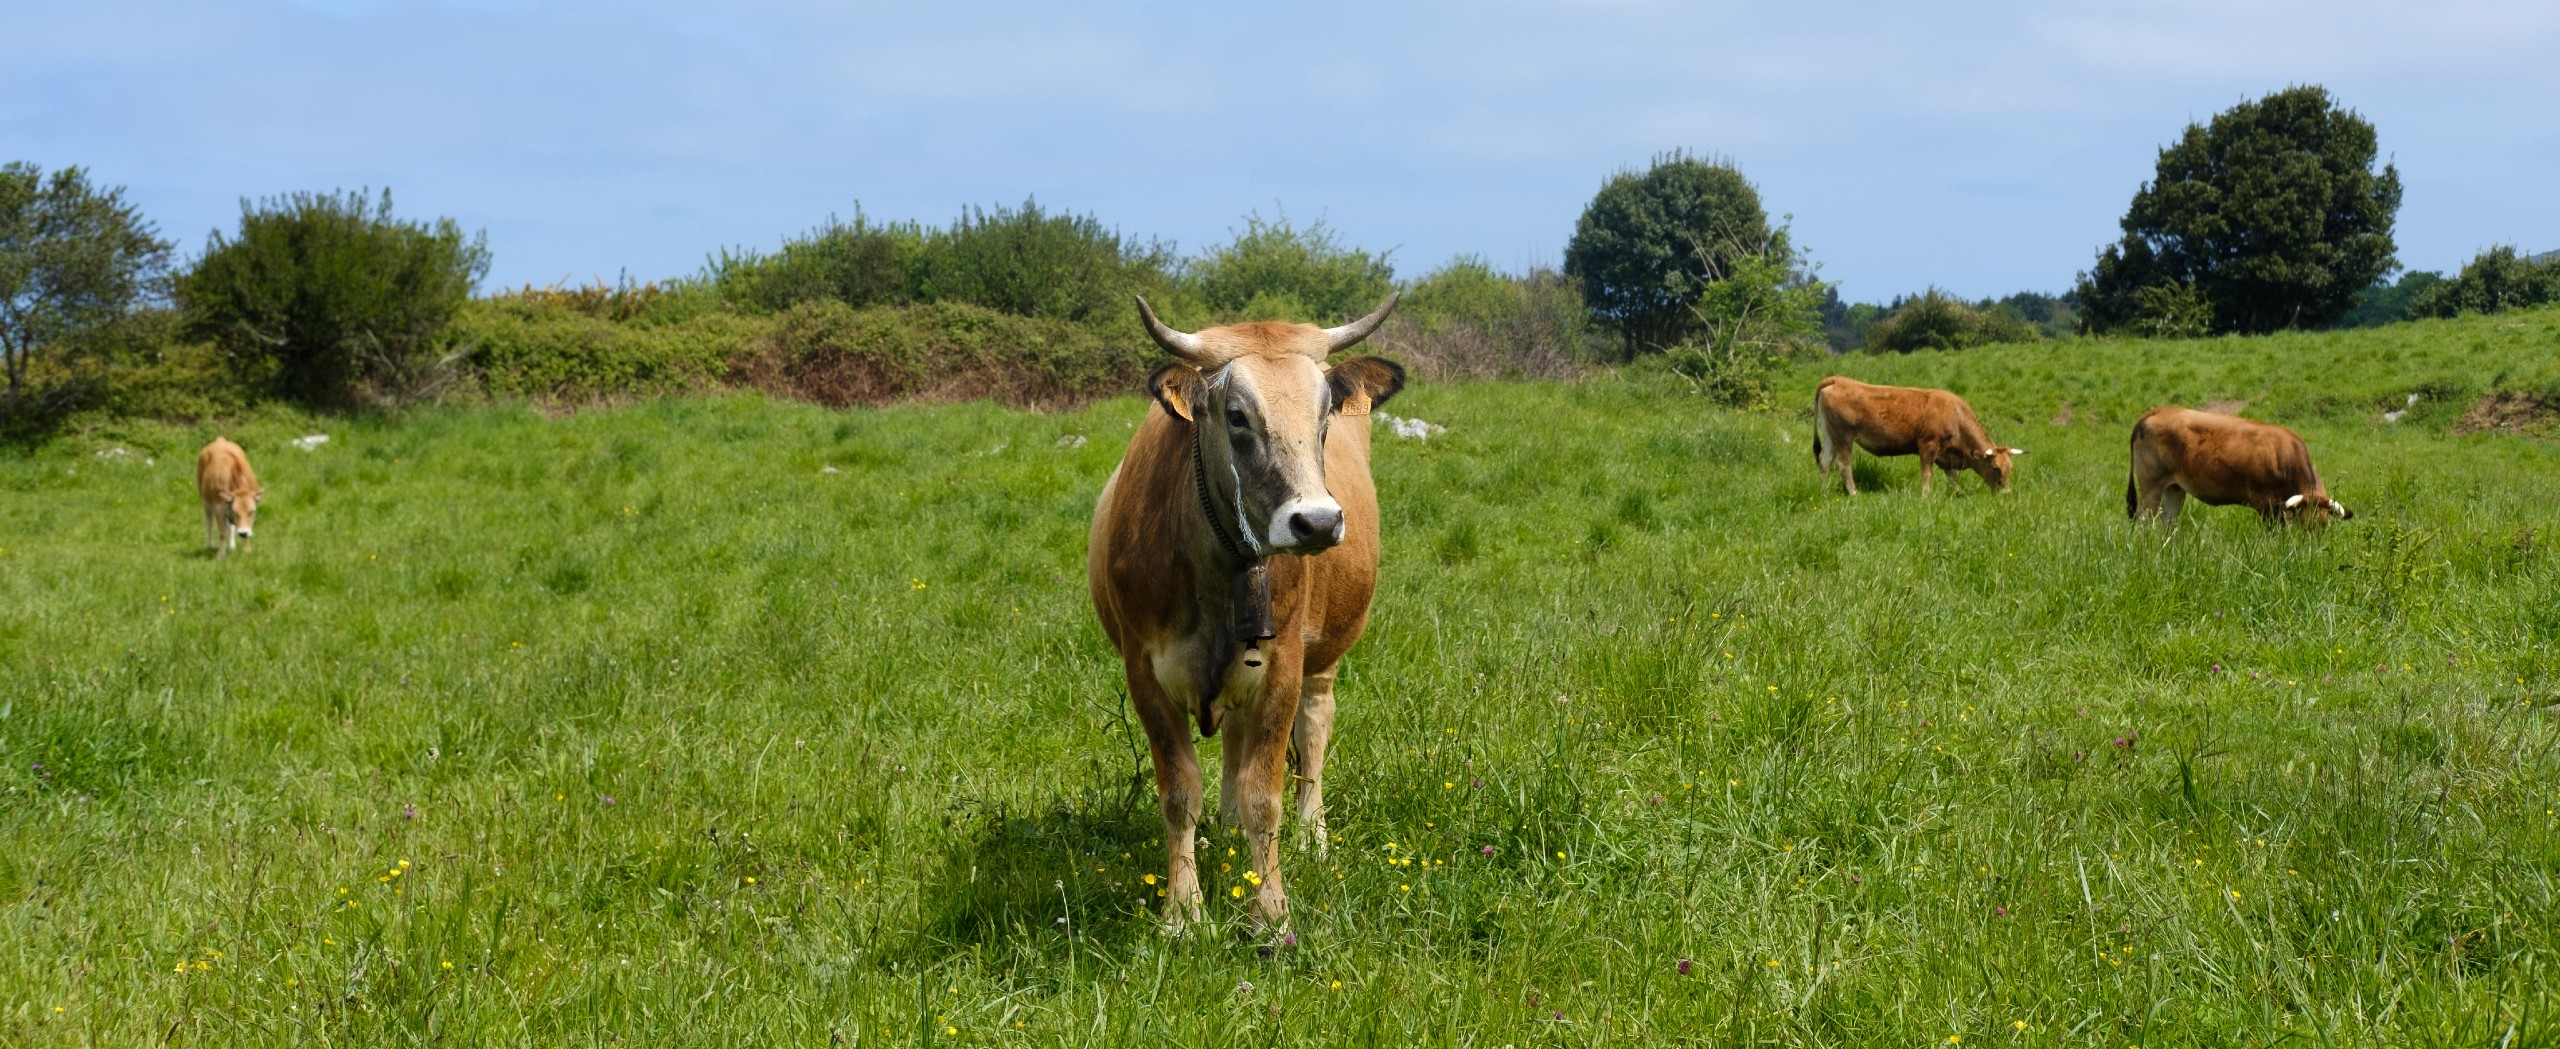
left=1237, top=646, right=1304, bottom=932
left=1130, top=657, right=1205, bottom=930
left=1291, top=668, right=1337, bottom=855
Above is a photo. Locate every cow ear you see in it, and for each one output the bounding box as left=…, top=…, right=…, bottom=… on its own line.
left=1147, top=363, right=1203, bottom=423
left=1328, top=356, right=1406, bottom=415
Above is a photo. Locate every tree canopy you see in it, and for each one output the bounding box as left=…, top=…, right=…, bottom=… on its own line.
left=1564, top=153, right=1778, bottom=354
left=0, top=162, right=172, bottom=424
left=2075, top=86, right=2401, bottom=336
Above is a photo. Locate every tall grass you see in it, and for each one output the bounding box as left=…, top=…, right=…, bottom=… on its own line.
left=3, top=318, right=2557, bottom=1045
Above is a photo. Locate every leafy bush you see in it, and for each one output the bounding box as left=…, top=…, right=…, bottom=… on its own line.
left=1656, top=253, right=1829, bottom=406
left=916, top=202, right=1171, bottom=322
left=2076, top=85, right=2401, bottom=335
left=1, top=162, right=173, bottom=431
left=730, top=300, right=1147, bottom=409
left=178, top=189, right=489, bottom=408
left=1564, top=152, right=1778, bottom=354
left=1374, top=259, right=1602, bottom=381
left=707, top=214, right=924, bottom=314
left=453, top=296, right=767, bottom=403
left=1185, top=213, right=1393, bottom=323
left=1864, top=289, right=2041, bottom=353
left=2409, top=246, right=2560, bottom=319
left=708, top=201, right=1168, bottom=324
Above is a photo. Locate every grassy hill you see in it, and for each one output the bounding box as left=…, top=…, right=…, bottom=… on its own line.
left=3, top=312, right=2557, bottom=1046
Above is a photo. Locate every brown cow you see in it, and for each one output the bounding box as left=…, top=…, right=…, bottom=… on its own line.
left=2126, top=407, right=2352, bottom=527
left=1812, top=376, right=2023, bottom=495
left=197, top=438, right=262, bottom=558
left=1088, top=294, right=1405, bottom=934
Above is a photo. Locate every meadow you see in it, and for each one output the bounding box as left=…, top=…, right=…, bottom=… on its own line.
left=3, top=310, right=2558, bottom=1046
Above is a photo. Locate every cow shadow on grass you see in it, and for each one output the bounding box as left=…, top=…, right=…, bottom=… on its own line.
left=911, top=755, right=1172, bottom=954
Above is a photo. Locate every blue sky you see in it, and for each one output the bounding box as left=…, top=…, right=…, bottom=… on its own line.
left=8, top=0, right=2556, bottom=301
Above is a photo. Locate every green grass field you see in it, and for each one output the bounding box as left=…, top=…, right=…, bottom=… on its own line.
left=5, top=312, right=2559, bottom=1046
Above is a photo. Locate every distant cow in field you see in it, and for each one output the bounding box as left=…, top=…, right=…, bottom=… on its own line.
left=2126, top=407, right=2351, bottom=527
left=197, top=438, right=261, bottom=558
left=1812, top=376, right=2024, bottom=495
left=1088, top=293, right=1405, bottom=934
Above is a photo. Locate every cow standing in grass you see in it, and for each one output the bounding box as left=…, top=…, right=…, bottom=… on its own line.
left=2127, top=407, right=2352, bottom=527
left=196, top=437, right=262, bottom=558
left=1812, top=376, right=2024, bottom=495
left=1088, top=294, right=1405, bottom=933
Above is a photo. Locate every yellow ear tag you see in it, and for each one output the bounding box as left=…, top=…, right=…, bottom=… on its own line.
left=1339, top=391, right=1372, bottom=416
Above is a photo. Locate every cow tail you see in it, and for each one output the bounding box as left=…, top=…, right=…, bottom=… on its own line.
left=1810, top=385, right=1828, bottom=468
left=2124, top=418, right=2146, bottom=519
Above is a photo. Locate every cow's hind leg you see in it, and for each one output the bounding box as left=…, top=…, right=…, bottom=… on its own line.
left=2160, top=488, right=2187, bottom=526
left=1832, top=424, right=1860, bottom=495
left=1217, top=709, right=1246, bottom=829
left=1130, top=658, right=1206, bottom=930
left=1290, top=668, right=1338, bottom=856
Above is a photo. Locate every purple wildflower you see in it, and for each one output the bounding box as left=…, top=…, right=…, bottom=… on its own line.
left=1482, top=846, right=1496, bottom=856
left=1677, top=958, right=1693, bottom=975
left=602, top=795, right=616, bottom=806
left=402, top=805, right=416, bottom=820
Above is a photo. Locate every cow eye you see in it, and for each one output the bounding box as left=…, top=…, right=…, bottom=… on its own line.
left=1226, top=408, right=1249, bottom=429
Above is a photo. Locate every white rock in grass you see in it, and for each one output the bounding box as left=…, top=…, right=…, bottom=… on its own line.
left=291, top=434, right=329, bottom=451
left=2383, top=393, right=2419, bottom=423
left=1055, top=434, right=1087, bottom=450
left=1374, top=412, right=1445, bottom=440
left=821, top=465, right=841, bottom=474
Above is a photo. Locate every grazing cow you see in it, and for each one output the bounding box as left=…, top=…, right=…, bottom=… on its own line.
left=1812, top=376, right=2024, bottom=495
left=196, top=437, right=262, bottom=558
left=1088, top=294, right=1405, bottom=933
left=2126, top=407, right=2352, bottom=527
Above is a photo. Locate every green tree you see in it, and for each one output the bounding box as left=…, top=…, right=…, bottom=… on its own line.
left=0, top=163, right=173, bottom=424
left=1186, top=213, right=1393, bottom=323
left=2076, top=86, right=2401, bottom=335
left=2408, top=246, right=2560, bottom=319
left=1564, top=152, right=1776, bottom=355
left=178, top=189, right=490, bottom=408
left=2337, top=270, right=2446, bottom=328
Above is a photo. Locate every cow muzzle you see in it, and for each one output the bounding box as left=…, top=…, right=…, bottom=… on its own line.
left=1269, top=499, right=1345, bottom=553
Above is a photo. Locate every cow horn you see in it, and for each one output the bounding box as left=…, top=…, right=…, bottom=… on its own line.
left=2008, top=447, right=2027, bottom=455
left=1323, top=293, right=1401, bottom=354
left=2284, top=494, right=2306, bottom=508
left=2328, top=499, right=2346, bottom=516
left=1134, top=296, right=1210, bottom=364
